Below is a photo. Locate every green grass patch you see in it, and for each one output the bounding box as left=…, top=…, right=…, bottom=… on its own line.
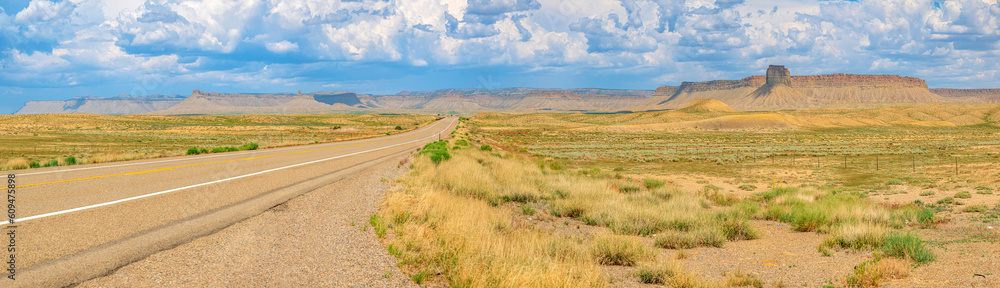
left=419, top=140, right=451, bottom=164
left=643, top=178, right=666, bottom=190
left=881, top=232, right=935, bottom=264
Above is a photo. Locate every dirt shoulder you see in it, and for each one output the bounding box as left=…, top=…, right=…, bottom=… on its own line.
left=78, top=153, right=417, bottom=287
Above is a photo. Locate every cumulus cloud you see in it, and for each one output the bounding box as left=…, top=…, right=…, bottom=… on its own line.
left=265, top=40, right=298, bottom=53
left=2, top=0, right=1000, bottom=101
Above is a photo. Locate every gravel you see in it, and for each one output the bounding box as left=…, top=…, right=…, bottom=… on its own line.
left=79, top=155, right=417, bottom=287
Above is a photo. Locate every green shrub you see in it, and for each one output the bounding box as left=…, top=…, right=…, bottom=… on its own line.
left=916, top=208, right=938, bottom=228
left=454, top=139, right=468, bottom=146
left=394, top=125, right=403, bottom=130
left=886, top=178, right=904, bottom=185
left=882, top=233, right=934, bottom=264
left=239, top=143, right=259, bottom=150
left=954, top=191, right=972, bottom=199
left=791, top=207, right=829, bottom=232
left=187, top=147, right=201, bottom=155
left=43, top=159, right=59, bottom=167
left=426, top=150, right=450, bottom=164
left=919, top=191, right=935, bottom=196
left=480, top=144, right=492, bottom=151
left=419, top=140, right=451, bottom=164
left=963, top=204, right=988, bottom=213
left=643, top=178, right=666, bottom=190
left=29, top=161, right=40, bottom=168
left=210, top=146, right=238, bottom=153
left=936, top=197, right=954, bottom=204
left=738, top=184, right=757, bottom=191
left=549, top=162, right=563, bottom=170
left=64, top=156, right=76, bottom=165
left=613, top=167, right=625, bottom=171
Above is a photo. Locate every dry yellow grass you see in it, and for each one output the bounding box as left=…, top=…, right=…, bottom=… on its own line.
left=0, top=113, right=436, bottom=170
left=3, top=158, right=29, bottom=170
left=823, top=221, right=890, bottom=250
left=845, top=258, right=912, bottom=287
left=83, top=152, right=154, bottom=164
left=380, top=152, right=606, bottom=288
left=635, top=260, right=722, bottom=287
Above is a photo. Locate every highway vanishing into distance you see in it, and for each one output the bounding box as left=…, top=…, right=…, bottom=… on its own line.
left=2, top=117, right=458, bottom=288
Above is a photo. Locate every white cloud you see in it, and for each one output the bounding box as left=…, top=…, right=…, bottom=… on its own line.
left=265, top=40, right=298, bottom=53
left=3, top=0, right=1000, bottom=93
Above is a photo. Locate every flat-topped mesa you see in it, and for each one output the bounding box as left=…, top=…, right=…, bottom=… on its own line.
left=766, top=65, right=792, bottom=86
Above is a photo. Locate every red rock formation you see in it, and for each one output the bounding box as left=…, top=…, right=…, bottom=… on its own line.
left=645, top=66, right=944, bottom=110
left=766, top=65, right=792, bottom=86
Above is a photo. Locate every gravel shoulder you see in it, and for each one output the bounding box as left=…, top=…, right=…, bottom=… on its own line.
left=79, top=154, right=417, bottom=287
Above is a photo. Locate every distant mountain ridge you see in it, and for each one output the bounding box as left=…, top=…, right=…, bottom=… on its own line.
left=14, top=69, right=1000, bottom=115
left=15, top=94, right=186, bottom=115
left=153, top=88, right=653, bottom=114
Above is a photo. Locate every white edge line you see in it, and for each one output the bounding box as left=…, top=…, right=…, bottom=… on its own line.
left=6, top=118, right=455, bottom=225
left=16, top=119, right=448, bottom=176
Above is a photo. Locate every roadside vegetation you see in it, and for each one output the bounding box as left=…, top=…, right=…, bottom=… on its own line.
left=0, top=114, right=436, bottom=170
left=372, top=111, right=1000, bottom=287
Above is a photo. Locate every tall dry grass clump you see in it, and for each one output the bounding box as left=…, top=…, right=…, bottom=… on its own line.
left=635, top=261, right=722, bottom=288
left=3, top=158, right=29, bottom=170
left=591, top=234, right=651, bottom=266
left=379, top=151, right=605, bottom=288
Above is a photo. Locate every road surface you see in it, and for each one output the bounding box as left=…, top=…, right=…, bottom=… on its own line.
left=2, top=117, right=457, bottom=288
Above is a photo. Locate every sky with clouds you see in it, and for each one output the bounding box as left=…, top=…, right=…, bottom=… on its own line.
left=1, top=0, right=999, bottom=113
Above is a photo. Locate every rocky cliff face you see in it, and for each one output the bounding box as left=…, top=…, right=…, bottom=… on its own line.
left=15, top=95, right=185, bottom=114
left=931, top=89, right=1000, bottom=103
left=646, top=66, right=945, bottom=110
left=766, top=65, right=792, bottom=86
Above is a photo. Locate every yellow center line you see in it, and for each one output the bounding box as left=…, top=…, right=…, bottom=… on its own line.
left=21, top=132, right=426, bottom=188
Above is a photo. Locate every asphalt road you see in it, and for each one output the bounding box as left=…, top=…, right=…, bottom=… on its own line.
left=2, top=117, right=457, bottom=288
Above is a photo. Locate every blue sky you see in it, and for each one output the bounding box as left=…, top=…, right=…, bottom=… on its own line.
left=1, top=0, right=999, bottom=113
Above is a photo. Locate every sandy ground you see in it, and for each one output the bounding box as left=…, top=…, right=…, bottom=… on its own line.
left=79, top=155, right=417, bottom=287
